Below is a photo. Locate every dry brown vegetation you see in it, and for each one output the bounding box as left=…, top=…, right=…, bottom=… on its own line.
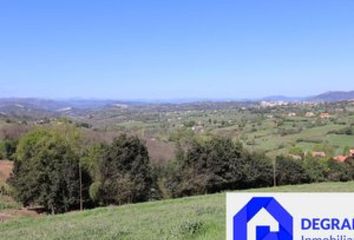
left=145, top=138, right=175, bottom=165
left=0, top=160, right=39, bottom=221
left=0, top=160, right=13, bottom=183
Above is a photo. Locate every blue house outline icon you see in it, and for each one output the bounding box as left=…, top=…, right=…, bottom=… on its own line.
left=233, top=197, right=293, bottom=240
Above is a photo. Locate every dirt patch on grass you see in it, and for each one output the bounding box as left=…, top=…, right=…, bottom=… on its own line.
left=0, top=160, right=40, bottom=222
left=0, top=208, right=40, bottom=222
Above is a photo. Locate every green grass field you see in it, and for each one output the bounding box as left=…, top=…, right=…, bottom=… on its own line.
left=1, top=182, right=354, bottom=240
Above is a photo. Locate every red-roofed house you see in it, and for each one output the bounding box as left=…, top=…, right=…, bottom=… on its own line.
left=333, top=155, right=348, bottom=163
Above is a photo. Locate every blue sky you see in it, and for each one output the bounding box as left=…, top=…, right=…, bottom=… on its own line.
left=0, top=0, right=353, bottom=100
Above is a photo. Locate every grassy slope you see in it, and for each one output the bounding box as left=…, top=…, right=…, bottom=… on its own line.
left=1, top=182, right=354, bottom=240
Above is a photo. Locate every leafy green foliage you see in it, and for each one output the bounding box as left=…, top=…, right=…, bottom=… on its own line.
left=303, top=156, right=327, bottom=182
left=326, top=160, right=350, bottom=182
left=275, top=156, right=310, bottom=185
left=344, top=157, right=354, bottom=180
left=328, top=126, right=354, bottom=135
left=92, top=135, right=154, bottom=205
left=8, top=127, right=92, bottom=213
left=168, top=137, right=274, bottom=197
left=0, top=140, right=17, bottom=160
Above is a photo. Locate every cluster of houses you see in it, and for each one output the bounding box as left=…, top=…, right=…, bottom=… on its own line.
left=319, top=112, right=331, bottom=119
left=289, top=149, right=354, bottom=163
left=313, top=149, right=354, bottom=162
left=287, top=112, right=331, bottom=119
left=260, top=101, right=289, bottom=108
left=305, top=112, right=315, bottom=117
left=333, top=149, right=354, bottom=163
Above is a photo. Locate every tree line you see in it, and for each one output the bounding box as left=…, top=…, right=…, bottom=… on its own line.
left=6, top=124, right=354, bottom=214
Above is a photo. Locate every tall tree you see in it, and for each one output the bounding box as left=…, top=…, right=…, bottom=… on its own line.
left=92, top=135, right=153, bottom=205
left=9, top=127, right=91, bottom=213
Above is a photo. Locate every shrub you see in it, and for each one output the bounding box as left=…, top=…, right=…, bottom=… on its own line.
left=275, top=156, right=310, bottom=185
left=344, top=157, right=354, bottom=180
left=303, top=156, right=327, bottom=182
left=326, top=160, right=350, bottom=182
left=0, top=139, right=18, bottom=160
left=242, top=152, right=273, bottom=188
left=170, top=137, right=273, bottom=197
left=328, top=127, right=354, bottom=136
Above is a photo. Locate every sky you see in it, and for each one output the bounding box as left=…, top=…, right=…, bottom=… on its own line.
left=0, top=0, right=354, bottom=100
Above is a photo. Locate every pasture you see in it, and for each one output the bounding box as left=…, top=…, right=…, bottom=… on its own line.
left=0, top=182, right=353, bottom=240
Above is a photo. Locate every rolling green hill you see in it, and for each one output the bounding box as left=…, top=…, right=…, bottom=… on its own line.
left=1, top=182, right=354, bottom=240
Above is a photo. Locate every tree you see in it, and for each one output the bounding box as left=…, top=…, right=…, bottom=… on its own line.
left=92, top=135, right=153, bottom=205
left=344, top=157, right=354, bottom=180
left=242, top=151, right=273, bottom=188
left=8, top=127, right=91, bottom=214
left=326, top=160, right=350, bottom=182
left=182, top=137, right=244, bottom=194
left=170, top=137, right=273, bottom=197
left=275, top=156, right=310, bottom=185
left=303, top=155, right=327, bottom=182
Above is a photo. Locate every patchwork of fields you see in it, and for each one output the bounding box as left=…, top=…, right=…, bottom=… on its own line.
left=106, top=104, right=354, bottom=160
left=2, top=102, right=354, bottom=164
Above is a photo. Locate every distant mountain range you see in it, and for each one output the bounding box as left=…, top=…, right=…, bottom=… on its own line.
left=0, top=91, right=353, bottom=117
left=261, top=95, right=305, bottom=102
left=261, top=91, right=354, bottom=103
left=308, top=91, right=354, bottom=102
left=0, top=98, right=144, bottom=110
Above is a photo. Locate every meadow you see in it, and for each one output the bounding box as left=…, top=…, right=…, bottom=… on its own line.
left=0, top=181, right=353, bottom=240
left=101, top=102, right=354, bottom=161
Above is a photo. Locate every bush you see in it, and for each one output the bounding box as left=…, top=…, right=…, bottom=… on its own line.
left=0, top=139, right=18, bottom=160
left=0, top=182, right=12, bottom=196
left=275, top=156, right=310, bottom=185
left=326, top=160, right=350, bottom=182
left=303, top=156, right=327, bottom=182
left=242, top=152, right=273, bottom=188
left=328, top=127, right=354, bottom=136
left=169, top=137, right=273, bottom=197
left=344, top=157, right=354, bottom=180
